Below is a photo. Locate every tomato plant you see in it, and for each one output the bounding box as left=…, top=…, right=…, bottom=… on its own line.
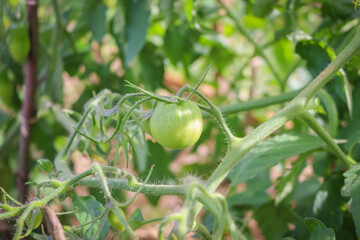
left=149, top=101, right=203, bottom=149
left=1, top=0, right=360, bottom=239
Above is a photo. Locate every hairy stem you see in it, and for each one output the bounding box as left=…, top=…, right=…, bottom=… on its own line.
left=77, top=177, right=186, bottom=195
left=296, top=27, right=360, bottom=104
left=298, top=110, right=355, bottom=168
left=215, top=89, right=302, bottom=116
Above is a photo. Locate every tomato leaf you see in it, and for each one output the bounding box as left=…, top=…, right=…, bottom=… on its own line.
left=164, top=23, right=199, bottom=68
left=274, top=154, right=307, bottom=205
left=137, top=43, right=165, bottom=91
left=228, top=134, right=324, bottom=185
left=253, top=201, right=299, bottom=240
left=124, top=0, right=150, bottom=65
left=304, top=218, right=336, bottom=240
left=252, top=0, right=278, bottom=18
left=228, top=169, right=271, bottom=208
left=141, top=141, right=175, bottom=205
left=312, top=173, right=348, bottom=229
left=344, top=131, right=360, bottom=157
left=73, top=194, right=109, bottom=240
left=342, top=164, right=360, bottom=237
left=36, top=159, right=54, bottom=173
left=321, top=0, right=357, bottom=20
left=185, top=0, right=194, bottom=25
left=295, top=39, right=353, bottom=116
left=128, top=208, right=145, bottom=229
left=86, top=2, right=107, bottom=43
left=48, top=52, right=64, bottom=104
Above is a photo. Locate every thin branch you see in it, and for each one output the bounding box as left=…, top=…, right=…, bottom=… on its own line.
left=298, top=110, right=355, bottom=168
left=17, top=0, right=39, bottom=203
left=43, top=206, right=66, bottom=240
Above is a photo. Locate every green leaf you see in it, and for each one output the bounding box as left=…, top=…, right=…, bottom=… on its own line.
left=142, top=141, right=175, bottom=205
left=295, top=39, right=352, bottom=114
left=209, top=45, right=236, bottom=74
left=120, top=135, right=130, bottom=167
left=275, top=154, right=307, bottom=205
left=321, top=0, right=357, bottom=20
left=252, top=0, right=278, bottom=18
left=159, top=0, right=177, bottom=25
left=164, top=23, right=199, bottom=68
left=36, top=159, right=54, bottom=173
left=133, top=134, right=148, bottom=173
left=137, top=43, right=165, bottom=91
left=116, top=209, right=146, bottom=240
left=128, top=208, right=145, bottom=229
left=312, top=172, right=348, bottom=229
left=349, top=188, right=360, bottom=237
left=185, top=0, right=194, bottom=25
left=304, top=218, right=336, bottom=240
left=228, top=134, right=324, bottom=185
left=63, top=52, right=87, bottom=76
left=271, top=38, right=296, bottom=77
left=228, top=170, right=271, bottom=208
left=345, top=131, right=360, bottom=157
left=342, top=163, right=360, bottom=197
left=295, top=40, right=334, bottom=77
left=342, top=164, right=360, bottom=236
left=87, top=3, right=107, bottom=43
left=48, top=52, right=64, bottom=104
left=73, top=194, right=110, bottom=240
left=124, top=0, right=150, bottom=65
left=253, top=201, right=299, bottom=240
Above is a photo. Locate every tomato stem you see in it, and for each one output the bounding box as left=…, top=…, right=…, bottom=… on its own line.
left=298, top=110, right=355, bottom=168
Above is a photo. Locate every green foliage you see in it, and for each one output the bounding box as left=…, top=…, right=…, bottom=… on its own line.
left=1, top=0, right=360, bottom=239
left=304, top=218, right=336, bottom=240
left=73, top=194, right=110, bottom=240
left=228, top=134, right=324, bottom=184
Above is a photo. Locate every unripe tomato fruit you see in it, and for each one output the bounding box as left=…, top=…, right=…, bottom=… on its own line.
left=25, top=210, right=43, bottom=230
left=107, top=209, right=125, bottom=231
left=150, top=101, right=203, bottom=149
left=7, top=24, right=30, bottom=64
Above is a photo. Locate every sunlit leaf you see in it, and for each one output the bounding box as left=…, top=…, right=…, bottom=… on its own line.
left=304, top=218, right=336, bottom=240
left=228, top=134, right=324, bottom=185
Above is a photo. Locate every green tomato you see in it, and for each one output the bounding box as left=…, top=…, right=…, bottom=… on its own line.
left=150, top=101, right=203, bottom=149
left=0, top=69, right=14, bottom=107
left=25, top=210, right=43, bottom=230
left=8, top=24, right=30, bottom=64
left=107, top=209, right=125, bottom=232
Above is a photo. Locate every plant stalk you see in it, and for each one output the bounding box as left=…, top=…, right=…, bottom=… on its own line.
left=298, top=110, right=355, bottom=168
left=17, top=0, right=39, bottom=203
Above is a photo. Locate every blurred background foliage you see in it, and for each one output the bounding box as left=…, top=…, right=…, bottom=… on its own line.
left=1, top=0, right=360, bottom=239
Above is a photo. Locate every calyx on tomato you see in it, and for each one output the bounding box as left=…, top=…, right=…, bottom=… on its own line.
left=149, top=101, right=203, bottom=149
